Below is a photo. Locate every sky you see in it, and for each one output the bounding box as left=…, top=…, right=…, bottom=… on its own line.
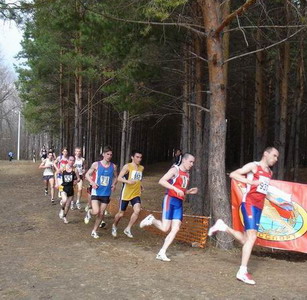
left=0, top=20, right=23, bottom=73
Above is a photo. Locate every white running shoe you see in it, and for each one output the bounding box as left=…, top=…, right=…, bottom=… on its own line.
left=76, top=202, right=81, bottom=210
left=124, top=229, right=133, bottom=238
left=44, top=189, right=48, bottom=196
left=84, top=215, right=90, bottom=224
left=85, top=205, right=90, bottom=212
left=63, top=217, right=68, bottom=224
left=99, top=220, right=106, bottom=228
left=112, top=225, right=117, bottom=238
left=70, top=202, right=75, bottom=210
left=208, top=219, right=228, bottom=236
left=140, top=214, right=155, bottom=228
left=91, top=231, right=99, bottom=239
left=156, top=252, right=171, bottom=262
left=236, top=271, right=256, bottom=285
left=59, top=209, right=64, bottom=219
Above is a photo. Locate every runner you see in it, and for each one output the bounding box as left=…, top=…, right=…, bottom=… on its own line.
left=39, top=151, right=55, bottom=203
left=208, top=146, right=279, bottom=285
left=72, top=147, right=86, bottom=210
left=57, top=156, right=80, bottom=224
left=140, top=153, right=198, bottom=262
left=85, top=146, right=117, bottom=239
left=8, top=151, right=13, bottom=162
left=40, top=145, right=47, bottom=161
left=112, top=150, right=144, bottom=239
left=54, top=147, right=69, bottom=199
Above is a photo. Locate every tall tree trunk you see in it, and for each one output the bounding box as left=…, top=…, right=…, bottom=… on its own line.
left=277, top=2, right=290, bottom=179
left=120, top=110, right=128, bottom=169
left=254, top=28, right=266, bottom=160
left=199, top=0, right=233, bottom=248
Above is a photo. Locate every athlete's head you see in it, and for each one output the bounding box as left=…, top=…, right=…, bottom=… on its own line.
left=262, top=147, right=279, bottom=167
left=181, top=153, right=195, bottom=171
left=175, top=149, right=182, bottom=156
left=75, top=147, right=82, bottom=157
left=131, top=150, right=142, bottom=165
left=62, top=147, right=68, bottom=157
left=67, top=155, right=75, bottom=166
left=47, top=151, right=54, bottom=160
left=102, top=145, right=113, bottom=162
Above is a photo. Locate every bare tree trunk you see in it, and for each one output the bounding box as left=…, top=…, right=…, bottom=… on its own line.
left=120, top=110, right=128, bottom=169
left=277, top=2, right=290, bottom=179
left=254, top=28, right=266, bottom=159
left=199, top=0, right=233, bottom=248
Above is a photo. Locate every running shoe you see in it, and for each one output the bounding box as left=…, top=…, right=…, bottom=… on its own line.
left=124, top=229, right=133, bottom=238
left=91, top=231, right=99, bottom=239
left=63, top=217, right=68, bottom=224
left=112, top=225, right=117, bottom=238
left=76, top=202, right=81, bottom=210
left=84, top=212, right=91, bottom=224
left=208, top=219, right=228, bottom=236
left=156, top=252, right=171, bottom=262
left=99, top=220, right=106, bottom=228
left=140, top=214, right=155, bottom=228
left=85, top=205, right=89, bottom=212
left=70, top=201, right=75, bottom=210
left=236, top=271, right=256, bottom=285
left=51, top=198, right=55, bottom=204
left=44, top=189, right=48, bottom=196
left=59, top=209, right=64, bottom=219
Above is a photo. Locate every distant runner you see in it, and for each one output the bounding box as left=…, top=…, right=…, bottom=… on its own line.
left=39, top=151, right=55, bottom=204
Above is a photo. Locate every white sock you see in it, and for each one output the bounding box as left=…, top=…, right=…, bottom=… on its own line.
left=239, top=266, right=247, bottom=274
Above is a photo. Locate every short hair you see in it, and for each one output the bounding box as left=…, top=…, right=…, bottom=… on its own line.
left=131, top=150, right=142, bottom=157
left=62, top=147, right=68, bottom=152
left=102, top=145, right=112, bottom=153
left=182, top=152, right=194, bottom=160
left=75, top=146, right=81, bottom=151
left=48, top=151, right=53, bottom=155
left=263, top=146, right=277, bottom=154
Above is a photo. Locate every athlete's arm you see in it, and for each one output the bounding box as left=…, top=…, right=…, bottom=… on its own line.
left=159, top=167, right=184, bottom=198
left=117, top=164, right=135, bottom=185
left=39, top=160, right=46, bottom=169
left=85, top=162, right=98, bottom=189
left=186, top=187, right=198, bottom=195
left=111, top=164, right=118, bottom=192
left=229, top=162, right=259, bottom=185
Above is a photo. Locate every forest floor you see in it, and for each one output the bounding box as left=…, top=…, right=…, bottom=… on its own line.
left=0, top=160, right=306, bottom=300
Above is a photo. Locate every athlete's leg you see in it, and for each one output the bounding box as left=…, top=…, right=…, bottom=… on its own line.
left=93, top=203, right=108, bottom=233
left=241, top=229, right=257, bottom=266
left=113, top=210, right=124, bottom=227
left=159, top=219, right=181, bottom=253
left=49, top=177, right=55, bottom=202
left=76, top=179, right=83, bottom=209
left=152, top=218, right=172, bottom=232
left=125, top=203, right=141, bottom=232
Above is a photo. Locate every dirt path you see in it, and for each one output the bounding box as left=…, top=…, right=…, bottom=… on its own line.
left=0, top=161, right=306, bottom=300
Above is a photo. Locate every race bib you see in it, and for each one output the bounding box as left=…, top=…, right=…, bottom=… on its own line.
left=181, top=175, right=188, bottom=189
left=64, top=175, right=73, bottom=182
left=100, top=175, right=110, bottom=186
left=131, top=170, right=142, bottom=181
left=256, top=176, right=270, bottom=194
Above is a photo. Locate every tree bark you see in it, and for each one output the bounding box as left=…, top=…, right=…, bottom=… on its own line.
left=199, top=0, right=233, bottom=249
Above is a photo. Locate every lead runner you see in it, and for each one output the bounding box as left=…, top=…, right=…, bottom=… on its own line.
left=208, top=146, right=279, bottom=285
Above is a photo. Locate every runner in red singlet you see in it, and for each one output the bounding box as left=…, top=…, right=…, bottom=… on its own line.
left=208, top=147, right=279, bottom=285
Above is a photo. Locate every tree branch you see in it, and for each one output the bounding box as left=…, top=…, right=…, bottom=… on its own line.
left=215, top=0, right=257, bottom=36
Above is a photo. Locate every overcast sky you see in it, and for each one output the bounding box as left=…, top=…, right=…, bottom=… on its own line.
left=0, top=20, right=23, bottom=72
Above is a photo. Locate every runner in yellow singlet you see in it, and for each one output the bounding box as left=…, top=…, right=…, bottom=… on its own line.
left=112, top=150, right=144, bottom=238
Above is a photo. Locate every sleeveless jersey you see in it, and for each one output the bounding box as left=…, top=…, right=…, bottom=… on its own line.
left=167, top=165, right=190, bottom=200
left=43, top=158, right=54, bottom=176
left=242, top=162, right=272, bottom=209
left=120, top=163, right=144, bottom=201
left=91, top=162, right=115, bottom=197
left=74, top=157, right=85, bottom=175
left=61, top=168, right=77, bottom=187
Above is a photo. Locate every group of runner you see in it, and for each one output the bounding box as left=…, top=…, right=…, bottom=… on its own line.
left=39, top=144, right=279, bottom=285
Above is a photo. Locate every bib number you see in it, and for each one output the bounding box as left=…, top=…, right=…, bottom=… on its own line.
left=256, top=176, right=270, bottom=194
left=100, top=176, right=110, bottom=186
left=64, top=175, right=73, bottom=183
left=131, top=170, right=142, bottom=181
left=181, top=176, right=188, bottom=189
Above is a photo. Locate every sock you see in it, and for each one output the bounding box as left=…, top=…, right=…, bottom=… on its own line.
left=239, top=266, right=247, bottom=274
